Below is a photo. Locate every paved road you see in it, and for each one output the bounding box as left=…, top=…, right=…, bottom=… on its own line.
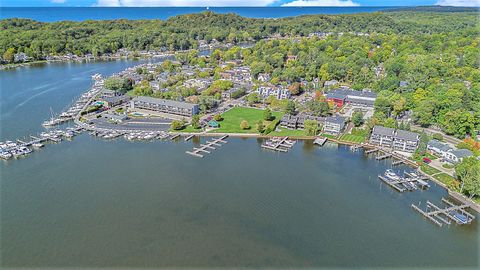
left=411, top=125, right=462, bottom=146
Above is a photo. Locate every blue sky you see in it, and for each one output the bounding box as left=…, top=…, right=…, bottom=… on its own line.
left=1, top=0, right=479, bottom=7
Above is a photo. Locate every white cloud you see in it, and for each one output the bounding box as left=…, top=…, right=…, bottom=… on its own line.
left=436, top=0, right=480, bottom=6
left=51, top=0, right=66, bottom=3
left=282, top=0, right=360, bottom=6
left=95, top=0, right=277, bottom=6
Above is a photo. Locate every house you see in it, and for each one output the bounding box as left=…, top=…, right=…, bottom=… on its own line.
left=370, top=126, right=395, bottom=148
left=14, top=52, right=29, bottom=62
left=445, top=149, right=473, bottom=164
left=102, top=95, right=131, bottom=108
left=393, top=129, right=419, bottom=152
left=427, top=140, right=453, bottom=156
left=130, top=96, right=199, bottom=117
left=323, top=116, right=346, bottom=135
left=279, top=113, right=325, bottom=130
left=325, top=88, right=377, bottom=108
left=427, top=140, right=473, bottom=163
left=257, top=73, right=270, bottom=82
left=256, top=86, right=291, bottom=100
left=102, top=89, right=123, bottom=98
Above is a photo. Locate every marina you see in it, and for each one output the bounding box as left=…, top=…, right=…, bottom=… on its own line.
left=186, top=135, right=228, bottom=158
left=412, top=198, right=476, bottom=227
left=261, top=137, right=296, bottom=152
left=378, top=169, right=431, bottom=193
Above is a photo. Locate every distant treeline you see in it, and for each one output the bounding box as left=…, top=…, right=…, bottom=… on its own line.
left=0, top=10, right=479, bottom=61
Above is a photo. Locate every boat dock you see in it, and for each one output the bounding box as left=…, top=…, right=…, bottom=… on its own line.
left=261, top=137, right=295, bottom=152
left=184, top=134, right=195, bottom=141
left=186, top=135, right=228, bottom=158
left=170, top=134, right=180, bottom=140
left=392, top=159, right=404, bottom=166
left=412, top=198, right=476, bottom=227
left=378, top=175, right=406, bottom=192
left=365, top=148, right=378, bottom=154
left=376, top=153, right=392, bottom=160
left=313, top=137, right=327, bottom=146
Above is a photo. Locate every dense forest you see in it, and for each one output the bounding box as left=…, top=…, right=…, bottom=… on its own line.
left=0, top=10, right=479, bottom=59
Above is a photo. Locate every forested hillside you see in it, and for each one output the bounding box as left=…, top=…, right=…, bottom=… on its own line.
left=0, top=10, right=478, bottom=59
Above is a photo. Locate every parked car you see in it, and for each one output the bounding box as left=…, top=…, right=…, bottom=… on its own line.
left=423, top=157, right=432, bottom=164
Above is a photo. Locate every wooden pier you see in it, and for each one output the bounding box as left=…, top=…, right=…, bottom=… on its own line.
left=376, top=153, right=392, bottom=160
left=365, top=148, right=378, bottom=154
left=185, top=135, right=228, bottom=158
left=170, top=134, right=180, bottom=140
left=261, top=137, right=295, bottom=152
left=412, top=198, right=476, bottom=227
left=184, top=134, right=195, bottom=141
left=392, top=159, right=404, bottom=166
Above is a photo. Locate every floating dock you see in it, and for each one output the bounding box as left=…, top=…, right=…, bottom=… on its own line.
left=376, top=153, right=392, bottom=160
left=392, top=159, right=404, bottom=166
left=412, top=198, right=476, bottom=227
left=365, top=148, right=378, bottom=154
left=261, top=137, right=295, bottom=152
left=170, top=134, right=180, bottom=140
left=184, top=134, right=195, bottom=141
left=378, top=175, right=406, bottom=192
left=185, top=135, right=228, bottom=158
left=313, top=137, right=327, bottom=146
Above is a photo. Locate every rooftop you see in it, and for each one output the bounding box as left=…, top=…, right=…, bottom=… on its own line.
left=132, top=96, right=198, bottom=110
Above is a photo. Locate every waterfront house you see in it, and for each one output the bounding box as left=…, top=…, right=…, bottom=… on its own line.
left=130, top=96, right=199, bottom=117
left=370, top=126, right=395, bottom=148
left=280, top=113, right=325, bottom=130
left=445, top=149, right=473, bottom=164
left=393, top=129, right=419, bottom=152
left=323, top=116, right=346, bottom=135
left=427, top=139, right=452, bottom=156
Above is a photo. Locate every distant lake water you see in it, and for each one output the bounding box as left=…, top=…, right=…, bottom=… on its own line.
left=0, top=7, right=395, bottom=22
left=1, top=60, right=478, bottom=268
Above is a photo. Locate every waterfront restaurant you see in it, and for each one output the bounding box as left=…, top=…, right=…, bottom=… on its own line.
left=130, top=96, right=199, bottom=117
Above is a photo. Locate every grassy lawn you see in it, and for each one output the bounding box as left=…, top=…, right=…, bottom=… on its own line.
left=269, top=128, right=306, bottom=137
left=320, top=133, right=337, bottom=139
left=339, top=134, right=366, bottom=143
left=433, top=173, right=460, bottom=190
left=173, top=125, right=203, bottom=133
left=419, top=163, right=441, bottom=175
left=209, top=107, right=282, bottom=134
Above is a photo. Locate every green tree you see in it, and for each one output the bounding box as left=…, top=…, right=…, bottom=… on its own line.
left=304, top=120, right=319, bottom=136
left=246, top=93, right=261, bottom=105
left=256, top=120, right=264, bottom=133
left=191, top=114, right=201, bottom=129
left=213, top=114, right=223, bottom=121
left=170, top=120, right=184, bottom=130
left=352, top=111, right=364, bottom=127
left=2, top=48, right=15, bottom=63
left=240, top=120, right=250, bottom=130
left=455, top=157, right=480, bottom=198
left=285, top=100, right=296, bottom=115
left=263, top=108, right=273, bottom=121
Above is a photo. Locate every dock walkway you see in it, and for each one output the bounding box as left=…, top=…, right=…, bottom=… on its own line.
left=412, top=198, right=475, bottom=227
left=186, top=135, right=228, bottom=158
left=261, top=137, right=295, bottom=152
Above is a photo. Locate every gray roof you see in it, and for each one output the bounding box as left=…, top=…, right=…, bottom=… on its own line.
left=395, top=129, right=419, bottom=141
left=427, top=139, right=452, bottom=152
left=326, top=88, right=377, bottom=100
left=372, top=125, right=395, bottom=136
left=451, top=149, right=473, bottom=159
left=133, top=96, right=197, bottom=110
left=325, top=116, right=346, bottom=125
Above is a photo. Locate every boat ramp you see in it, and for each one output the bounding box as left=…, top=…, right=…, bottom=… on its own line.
left=261, top=137, right=295, bottom=153
left=412, top=198, right=475, bottom=227
left=186, top=135, right=228, bottom=158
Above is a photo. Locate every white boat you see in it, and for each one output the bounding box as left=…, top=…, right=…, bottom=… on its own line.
left=0, top=151, right=12, bottom=159
left=32, top=143, right=44, bottom=148
left=384, top=169, right=401, bottom=181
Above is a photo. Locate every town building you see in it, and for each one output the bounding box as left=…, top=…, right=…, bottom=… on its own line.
left=323, top=116, right=347, bottom=135
left=393, top=129, right=420, bottom=152
left=325, top=88, right=377, bottom=108
left=256, top=86, right=291, bottom=100
left=280, top=114, right=325, bottom=130
left=370, top=126, right=420, bottom=152
left=130, top=96, right=199, bottom=117
left=369, top=126, right=396, bottom=148
left=103, top=113, right=128, bottom=123
left=102, top=95, right=131, bottom=108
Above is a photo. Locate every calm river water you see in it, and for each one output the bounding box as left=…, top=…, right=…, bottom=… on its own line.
left=0, top=60, right=478, bottom=268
